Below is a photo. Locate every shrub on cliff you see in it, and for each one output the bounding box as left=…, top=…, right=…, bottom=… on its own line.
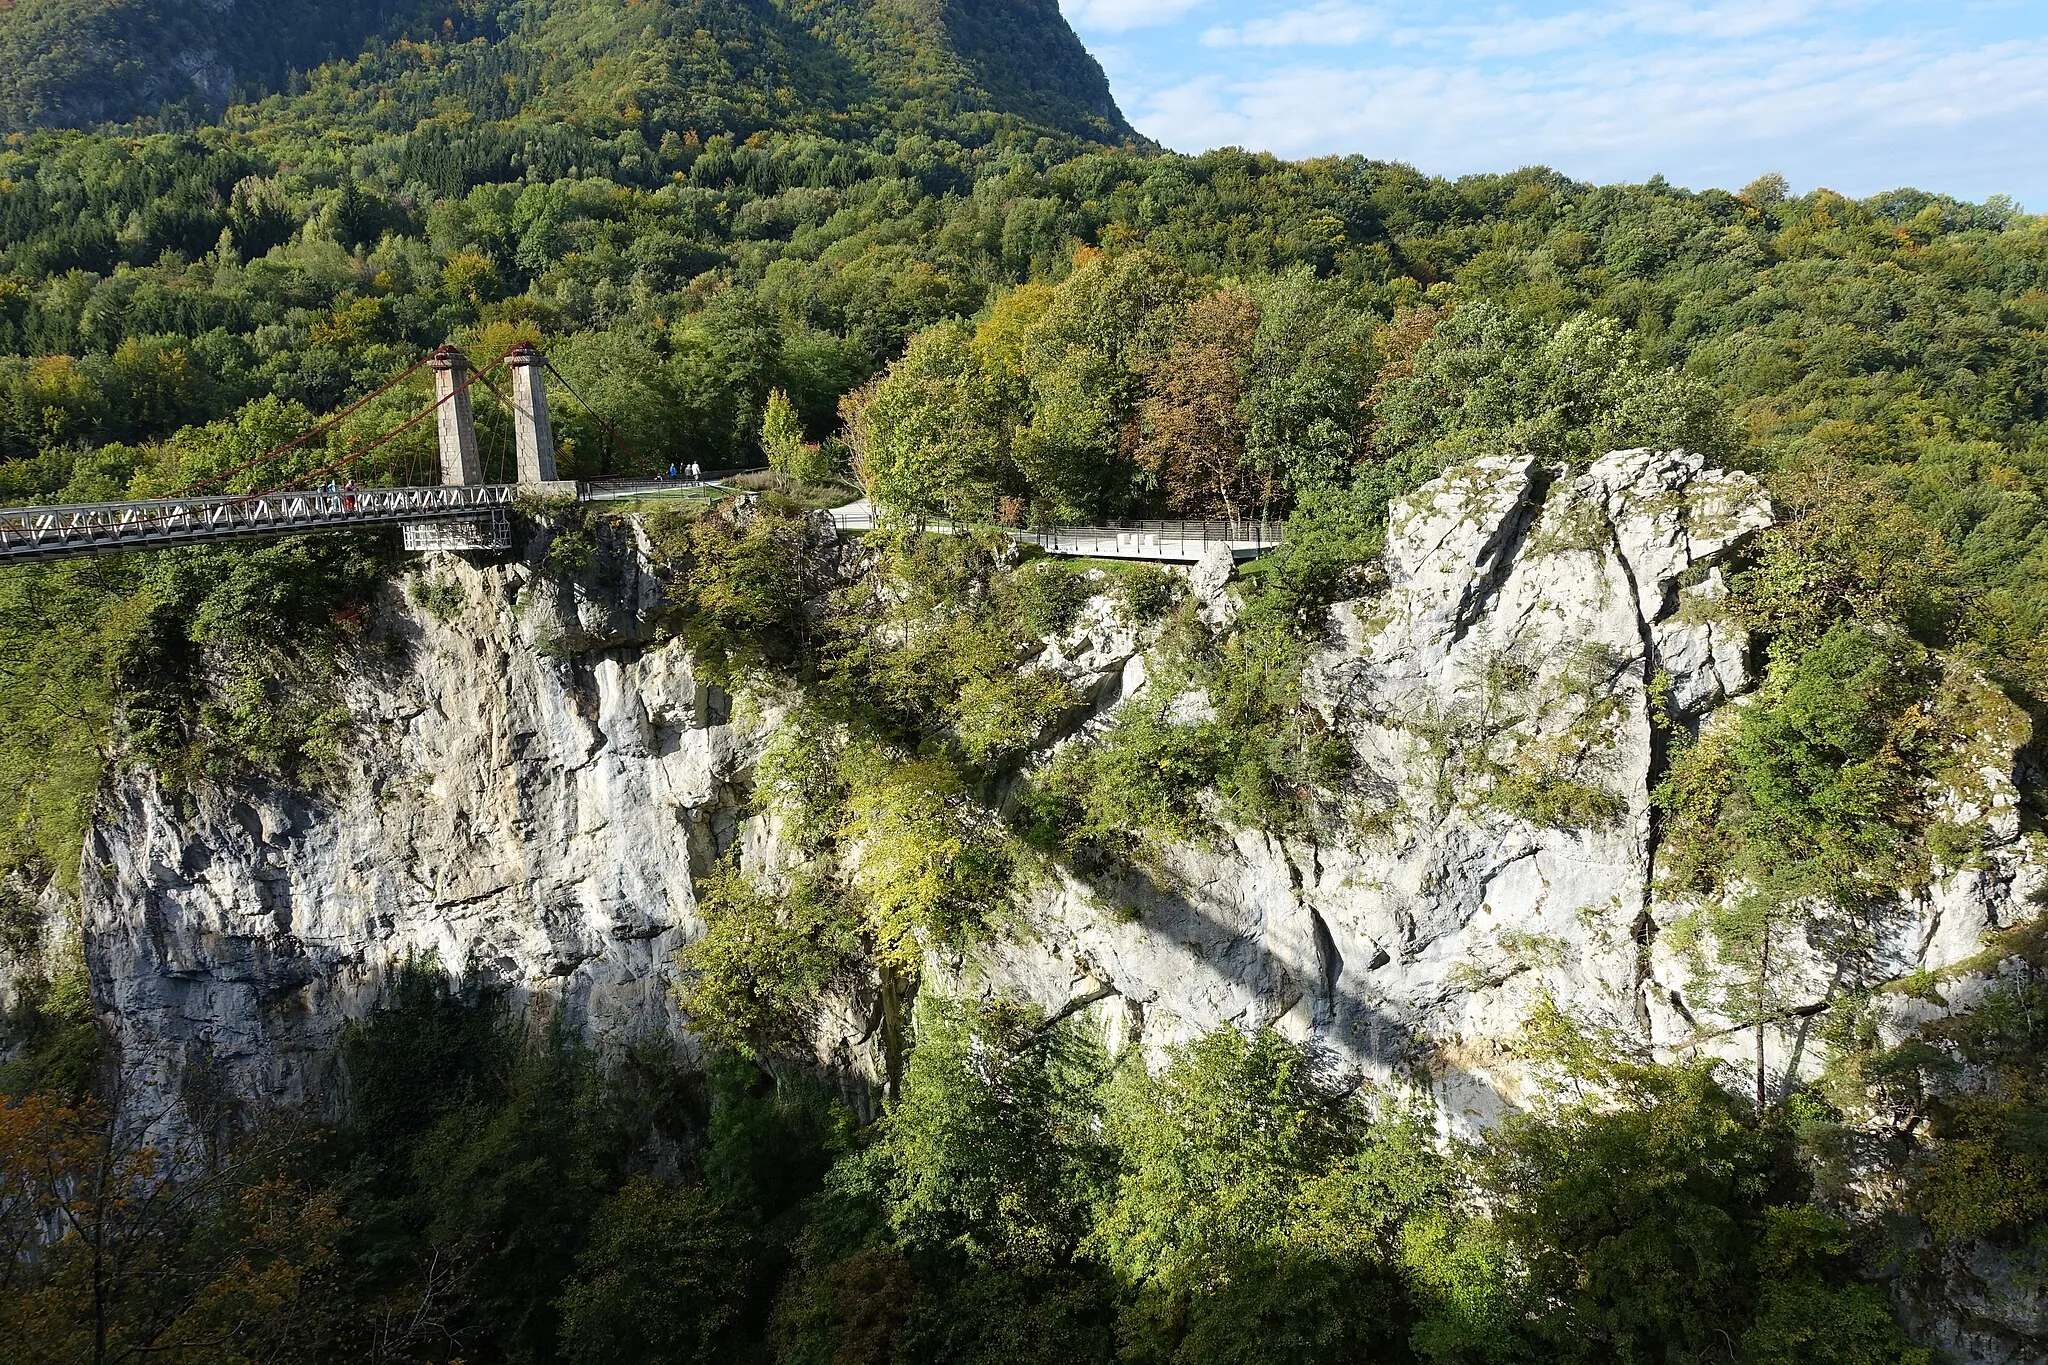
left=649, top=495, right=841, bottom=683
left=676, top=863, right=863, bottom=1061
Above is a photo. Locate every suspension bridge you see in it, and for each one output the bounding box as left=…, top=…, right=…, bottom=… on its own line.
left=0, top=345, right=577, bottom=563
left=0, top=345, right=1282, bottom=566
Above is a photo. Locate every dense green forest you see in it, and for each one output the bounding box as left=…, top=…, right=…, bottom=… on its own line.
left=0, top=0, right=1126, bottom=138
left=2, top=1, right=2047, bottom=1361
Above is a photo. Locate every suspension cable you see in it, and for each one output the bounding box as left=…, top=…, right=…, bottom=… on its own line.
left=73, top=360, right=499, bottom=538
left=468, top=365, right=515, bottom=484
left=160, top=353, right=434, bottom=498
left=539, top=357, right=653, bottom=475
left=270, top=356, right=504, bottom=492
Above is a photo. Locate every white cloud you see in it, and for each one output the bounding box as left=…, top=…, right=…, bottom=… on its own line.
left=1441, top=0, right=1855, bottom=58
left=1618, top=0, right=1846, bottom=42
left=1203, top=2, right=1388, bottom=49
left=1138, top=75, right=1258, bottom=146
left=1124, top=27, right=2048, bottom=201
left=1060, top=0, right=1209, bottom=33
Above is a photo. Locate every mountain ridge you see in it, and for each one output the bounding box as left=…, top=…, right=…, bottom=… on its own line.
left=0, top=0, right=1133, bottom=142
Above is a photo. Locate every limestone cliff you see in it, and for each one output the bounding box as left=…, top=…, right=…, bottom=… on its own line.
left=81, top=452, right=2045, bottom=1120
left=959, top=449, right=2040, bottom=1130
left=75, top=453, right=2046, bottom=1356
left=83, top=516, right=736, bottom=1118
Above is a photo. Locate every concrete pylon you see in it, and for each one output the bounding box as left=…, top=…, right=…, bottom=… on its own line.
left=429, top=346, right=482, bottom=486
left=505, top=345, right=559, bottom=483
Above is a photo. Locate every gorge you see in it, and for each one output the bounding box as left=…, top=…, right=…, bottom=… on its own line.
left=1, top=2, right=2045, bottom=1361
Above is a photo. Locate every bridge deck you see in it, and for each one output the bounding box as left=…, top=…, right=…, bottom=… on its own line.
left=0, top=485, right=1282, bottom=566
left=0, top=486, right=518, bottom=563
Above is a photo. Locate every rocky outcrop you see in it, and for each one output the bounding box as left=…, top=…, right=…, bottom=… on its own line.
left=82, top=519, right=750, bottom=1122
left=1903, top=1237, right=2048, bottom=1365
left=967, top=448, right=1811, bottom=1125
left=80, top=451, right=2044, bottom=1158
left=969, top=451, right=2041, bottom=1129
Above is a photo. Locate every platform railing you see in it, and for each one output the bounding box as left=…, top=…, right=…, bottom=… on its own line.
left=825, top=504, right=1282, bottom=562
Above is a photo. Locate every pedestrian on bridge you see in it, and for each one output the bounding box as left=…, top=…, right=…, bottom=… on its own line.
left=324, top=480, right=339, bottom=512
left=341, top=480, right=357, bottom=512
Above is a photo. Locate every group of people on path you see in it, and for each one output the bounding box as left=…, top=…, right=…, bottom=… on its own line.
left=665, top=462, right=703, bottom=482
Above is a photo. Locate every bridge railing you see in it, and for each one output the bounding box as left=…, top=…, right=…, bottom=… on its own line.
left=0, top=485, right=516, bottom=562
left=1015, top=519, right=1281, bottom=562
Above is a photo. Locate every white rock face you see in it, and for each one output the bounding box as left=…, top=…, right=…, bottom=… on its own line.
left=1905, top=1238, right=2048, bottom=1365
left=966, top=449, right=1796, bottom=1126
left=83, top=522, right=751, bottom=1120
left=81, top=453, right=2043, bottom=1159
left=74, top=455, right=2048, bottom=1356
left=955, top=449, right=2040, bottom=1138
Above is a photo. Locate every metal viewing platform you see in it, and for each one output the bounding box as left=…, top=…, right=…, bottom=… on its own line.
left=827, top=501, right=1281, bottom=563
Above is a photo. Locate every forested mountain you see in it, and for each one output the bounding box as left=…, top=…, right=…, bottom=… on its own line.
left=0, top=4, right=2045, bottom=1363
left=0, top=0, right=435, bottom=129
left=0, top=0, right=1129, bottom=140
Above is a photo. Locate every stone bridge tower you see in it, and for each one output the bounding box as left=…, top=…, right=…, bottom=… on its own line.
left=403, top=343, right=574, bottom=551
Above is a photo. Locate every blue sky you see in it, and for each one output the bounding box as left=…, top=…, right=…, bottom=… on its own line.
left=1059, top=1, right=2048, bottom=207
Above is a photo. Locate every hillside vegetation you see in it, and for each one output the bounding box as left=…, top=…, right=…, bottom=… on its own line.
left=0, top=0, right=1128, bottom=139
left=0, top=0, right=433, bottom=128
left=0, top=4, right=2045, bottom=1362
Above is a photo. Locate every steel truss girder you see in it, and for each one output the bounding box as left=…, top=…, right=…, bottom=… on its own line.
left=0, top=485, right=520, bottom=564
